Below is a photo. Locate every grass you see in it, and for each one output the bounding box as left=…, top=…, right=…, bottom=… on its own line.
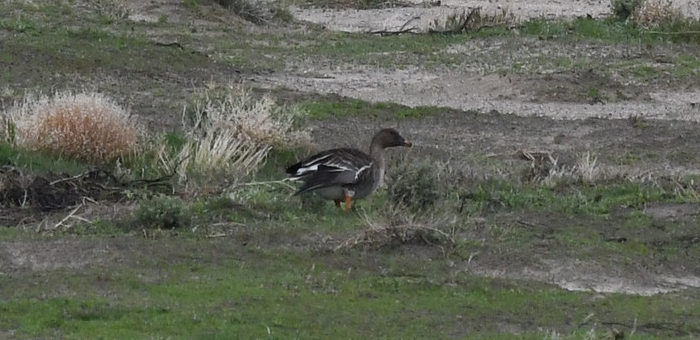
left=0, top=143, right=88, bottom=175
left=300, top=96, right=444, bottom=119
left=203, top=17, right=700, bottom=80
left=461, top=179, right=686, bottom=216
left=1, top=26, right=204, bottom=76
left=1, top=240, right=698, bottom=339
left=1, top=139, right=699, bottom=338
left=0, top=2, right=215, bottom=109
left=1, top=1, right=699, bottom=338
left=3, top=1, right=696, bottom=88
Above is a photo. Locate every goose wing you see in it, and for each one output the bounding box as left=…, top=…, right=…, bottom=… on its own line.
left=286, top=148, right=373, bottom=194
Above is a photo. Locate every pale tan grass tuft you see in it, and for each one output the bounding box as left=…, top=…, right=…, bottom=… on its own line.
left=574, top=151, right=599, bottom=183
left=159, top=85, right=309, bottom=191
left=520, top=150, right=601, bottom=186
left=430, top=7, right=520, bottom=33
left=198, top=84, right=311, bottom=148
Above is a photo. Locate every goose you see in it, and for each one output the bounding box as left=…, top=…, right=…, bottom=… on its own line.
left=286, top=128, right=412, bottom=211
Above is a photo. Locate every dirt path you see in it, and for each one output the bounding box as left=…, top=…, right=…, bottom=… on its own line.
left=291, top=0, right=700, bottom=33
left=256, top=66, right=700, bottom=121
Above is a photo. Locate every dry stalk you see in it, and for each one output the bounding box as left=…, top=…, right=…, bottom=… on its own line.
left=334, top=209, right=457, bottom=252
left=53, top=204, right=84, bottom=230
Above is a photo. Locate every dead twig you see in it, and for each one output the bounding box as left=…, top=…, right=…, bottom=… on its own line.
left=49, top=171, right=89, bottom=186
left=428, top=8, right=479, bottom=34
left=369, top=28, right=419, bottom=35
left=369, top=16, right=420, bottom=35
left=516, top=220, right=541, bottom=229
left=578, top=317, right=696, bottom=336
left=155, top=41, right=184, bottom=49
left=53, top=204, right=83, bottom=230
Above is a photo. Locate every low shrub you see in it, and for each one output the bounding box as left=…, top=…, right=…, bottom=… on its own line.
left=135, top=195, right=190, bottom=229
left=611, top=0, right=643, bottom=20
left=387, top=160, right=441, bottom=210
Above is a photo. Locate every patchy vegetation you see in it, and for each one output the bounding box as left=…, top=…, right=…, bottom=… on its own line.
left=0, top=0, right=698, bottom=338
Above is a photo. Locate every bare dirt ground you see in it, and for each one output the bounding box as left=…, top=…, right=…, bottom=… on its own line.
left=263, top=0, right=700, bottom=123
left=291, top=0, right=700, bottom=32
left=257, top=65, right=700, bottom=121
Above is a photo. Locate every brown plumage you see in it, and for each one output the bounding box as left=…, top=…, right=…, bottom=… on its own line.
left=286, top=128, right=412, bottom=211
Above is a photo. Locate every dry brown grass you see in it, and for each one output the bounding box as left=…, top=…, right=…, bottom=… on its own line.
left=334, top=207, right=457, bottom=252
left=632, top=0, right=682, bottom=27
left=518, top=150, right=602, bottom=185
left=6, top=91, right=141, bottom=163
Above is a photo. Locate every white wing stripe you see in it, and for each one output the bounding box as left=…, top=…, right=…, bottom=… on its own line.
left=302, top=153, right=333, bottom=167
left=294, top=164, right=318, bottom=175
left=355, top=164, right=371, bottom=180
left=295, top=163, right=354, bottom=176
left=325, top=162, right=355, bottom=172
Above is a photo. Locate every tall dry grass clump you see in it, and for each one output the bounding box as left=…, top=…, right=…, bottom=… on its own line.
left=519, top=150, right=601, bottom=185
left=430, top=7, right=520, bottom=33
left=632, top=0, right=681, bottom=27
left=6, top=91, right=141, bottom=163
left=205, top=85, right=309, bottom=148
left=160, top=85, right=309, bottom=190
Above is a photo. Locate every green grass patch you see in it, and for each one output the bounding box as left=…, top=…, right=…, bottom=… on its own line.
left=671, top=54, right=700, bottom=78
left=300, top=97, right=443, bottom=119
left=0, top=15, right=39, bottom=34
left=2, top=246, right=698, bottom=339
left=0, top=3, right=213, bottom=92
left=0, top=143, right=88, bottom=175
left=630, top=64, right=659, bottom=80
left=463, top=180, right=684, bottom=216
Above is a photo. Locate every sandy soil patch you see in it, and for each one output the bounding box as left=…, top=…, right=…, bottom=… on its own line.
left=255, top=66, right=700, bottom=121
left=292, top=0, right=700, bottom=33
left=468, top=259, right=700, bottom=296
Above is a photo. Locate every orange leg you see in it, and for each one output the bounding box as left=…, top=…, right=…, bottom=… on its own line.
left=344, top=195, right=353, bottom=212
left=334, top=199, right=341, bottom=208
